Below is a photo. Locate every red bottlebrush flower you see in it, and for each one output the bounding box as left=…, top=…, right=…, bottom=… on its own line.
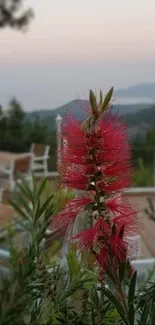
left=97, top=176, right=131, bottom=193
left=96, top=247, right=108, bottom=271
left=106, top=195, right=138, bottom=236
left=97, top=217, right=111, bottom=237
left=97, top=113, right=130, bottom=151
left=92, top=233, right=127, bottom=272
left=110, top=235, right=127, bottom=262
left=112, top=213, right=138, bottom=237
left=60, top=110, right=132, bottom=193
left=53, top=90, right=138, bottom=275
left=52, top=197, right=92, bottom=232
left=71, top=218, right=108, bottom=250
left=60, top=163, right=96, bottom=190
left=62, top=169, right=88, bottom=190
left=71, top=226, right=98, bottom=250
left=106, top=194, right=131, bottom=214
left=102, top=160, right=130, bottom=178
left=62, top=115, right=87, bottom=159
left=96, top=113, right=131, bottom=178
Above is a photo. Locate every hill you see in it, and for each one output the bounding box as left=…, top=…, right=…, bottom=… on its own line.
left=115, top=83, right=155, bottom=100
left=29, top=100, right=150, bottom=125
left=125, top=105, right=155, bottom=127
left=28, top=98, right=155, bottom=139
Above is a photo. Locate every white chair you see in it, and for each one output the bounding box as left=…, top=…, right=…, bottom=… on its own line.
left=31, top=143, right=50, bottom=176
left=0, top=154, right=33, bottom=191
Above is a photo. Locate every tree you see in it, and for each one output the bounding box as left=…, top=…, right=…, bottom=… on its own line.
left=28, top=114, right=49, bottom=144
left=0, top=106, right=7, bottom=149
left=6, top=97, right=26, bottom=152
left=0, top=0, right=34, bottom=30
left=133, top=158, right=153, bottom=187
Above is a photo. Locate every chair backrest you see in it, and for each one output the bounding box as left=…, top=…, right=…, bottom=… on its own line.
left=31, top=143, right=50, bottom=157
left=0, top=188, right=12, bottom=204
left=0, top=189, right=3, bottom=204
left=13, top=154, right=33, bottom=177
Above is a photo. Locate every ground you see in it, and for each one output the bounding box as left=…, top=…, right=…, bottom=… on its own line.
left=125, top=192, right=155, bottom=258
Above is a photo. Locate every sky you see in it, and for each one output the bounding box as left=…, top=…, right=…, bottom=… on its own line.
left=0, top=0, right=155, bottom=110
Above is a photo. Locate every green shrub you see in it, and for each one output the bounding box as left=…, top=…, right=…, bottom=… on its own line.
left=0, top=177, right=155, bottom=324
left=133, top=158, right=153, bottom=187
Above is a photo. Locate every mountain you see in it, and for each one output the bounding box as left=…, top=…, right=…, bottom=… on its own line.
left=28, top=100, right=155, bottom=140
left=30, top=100, right=89, bottom=121
left=29, top=100, right=151, bottom=126
left=115, top=83, right=155, bottom=100
left=29, top=82, right=155, bottom=123
left=125, top=105, right=155, bottom=127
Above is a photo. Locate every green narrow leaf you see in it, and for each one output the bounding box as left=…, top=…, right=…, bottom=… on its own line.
left=10, top=200, right=30, bottom=221
left=16, top=179, right=34, bottom=205
left=39, top=195, right=53, bottom=217
left=103, top=287, right=128, bottom=325
left=128, top=271, right=137, bottom=306
left=91, top=308, right=95, bottom=325
left=13, top=192, right=33, bottom=217
left=34, top=198, right=41, bottom=224
left=89, top=89, right=98, bottom=118
left=151, top=301, right=155, bottom=325
left=140, top=300, right=152, bottom=325
left=128, top=304, right=135, bottom=325
left=102, top=86, right=114, bottom=112
left=99, top=90, right=103, bottom=107
left=37, top=177, right=48, bottom=199
left=119, top=262, right=126, bottom=283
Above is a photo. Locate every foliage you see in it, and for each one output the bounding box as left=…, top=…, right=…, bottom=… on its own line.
left=131, top=128, right=155, bottom=177
left=0, top=99, right=57, bottom=169
left=2, top=94, right=155, bottom=175
left=0, top=0, right=33, bottom=30
left=0, top=178, right=116, bottom=325
left=125, top=104, right=155, bottom=128
left=0, top=177, right=155, bottom=324
left=3, top=98, right=26, bottom=152
left=1, top=87, right=155, bottom=324
left=133, top=158, right=153, bottom=187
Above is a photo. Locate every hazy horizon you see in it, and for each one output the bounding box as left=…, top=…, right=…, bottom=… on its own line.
left=0, top=0, right=155, bottom=110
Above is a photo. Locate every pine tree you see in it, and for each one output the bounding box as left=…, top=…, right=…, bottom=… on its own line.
left=0, top=0, right=33, bottom=30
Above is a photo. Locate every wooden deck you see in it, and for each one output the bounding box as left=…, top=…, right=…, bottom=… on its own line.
left=0, top=204, right=15, bottom=230
left=125, top=192, right=155, bottom=258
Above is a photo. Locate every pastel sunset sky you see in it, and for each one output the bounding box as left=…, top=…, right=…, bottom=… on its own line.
left=0, top=0, right=155, bottom=109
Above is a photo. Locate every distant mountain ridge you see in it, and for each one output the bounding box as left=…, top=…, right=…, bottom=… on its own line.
left=28, top=82, right=155, bottom=139
left=29, top=83, right=155, bottom=122
left=29, top=100, right=150, bottom=123
left=115, top=82, right=155, bottom=100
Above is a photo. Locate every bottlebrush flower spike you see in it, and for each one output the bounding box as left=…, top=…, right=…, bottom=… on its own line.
left=106, top=195, right=138, bottom=235
left=60, top=110, right=132, bottom=192
left=53, top=88, right=138, bottom=275
left=71, top=226, right=98, bottom=250
left=71, top=218, right=110, bottom=250
left=52, top=197, right=92, bottom=233
left=95, top=247, right=108, bottom=271
left=110, top=234, right=127, bottom=262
